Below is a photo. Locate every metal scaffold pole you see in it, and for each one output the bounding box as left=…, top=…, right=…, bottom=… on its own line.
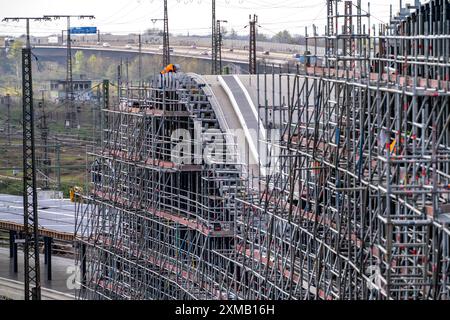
left=138, top=34, right=142, bottom=83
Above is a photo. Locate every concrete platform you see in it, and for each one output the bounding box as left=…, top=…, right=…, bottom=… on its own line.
left=0, top=247, right=78, bottom=299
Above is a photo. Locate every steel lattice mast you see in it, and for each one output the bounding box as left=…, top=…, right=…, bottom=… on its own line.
left=211, top=0, right=217, bottom=74
left=248, top=14, right=258, bottom=74
left=163, top=0, right=170, bottom=66
left=1, top=16, right=51, bottom=301
left=216, top=20, right=227, bottom=75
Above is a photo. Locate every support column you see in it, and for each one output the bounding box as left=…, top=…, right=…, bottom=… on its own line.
left=9, top=230, right=15, bottom=258
left=13, top=234, right=18, bottom=274
left=44, top=237, right=48, bottom=265
left=81, top=243, right=87, bottom=286
left=44, top=237, right=52, bottom=281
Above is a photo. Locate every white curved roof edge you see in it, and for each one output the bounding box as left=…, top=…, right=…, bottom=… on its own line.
left=188, top=73, right=244, bottom=167
left=233, top=75, right=267, bottom=141
left=218, top=75, right=266, bottom=177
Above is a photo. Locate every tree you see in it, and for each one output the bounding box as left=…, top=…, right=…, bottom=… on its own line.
left=73, top=50, right=85, bottom=74
left=7, top=40, right=23, bottom=59
left=145, top=28, right=159, bottom=35
left=256, top=33, right=269, bottom=42
left=229, top=28, right=238, bottom=39
left=7, top=40, right=24, bottom=79
left=86, top=54, right=100, bottom=77
left=272, top=30, right=293, bottom=44
left=220, top=27, right=228, bottom=38
left=105, top=63, right=117, bottom=80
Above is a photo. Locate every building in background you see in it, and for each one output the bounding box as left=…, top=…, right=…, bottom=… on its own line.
left=50, top=75, right=93, bottom=102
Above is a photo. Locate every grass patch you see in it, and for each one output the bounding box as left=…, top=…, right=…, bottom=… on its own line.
left=0, top=179, right=23, bottom=196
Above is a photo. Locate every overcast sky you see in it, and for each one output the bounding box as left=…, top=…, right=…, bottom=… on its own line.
left=0, top=0, right=400, bottom=37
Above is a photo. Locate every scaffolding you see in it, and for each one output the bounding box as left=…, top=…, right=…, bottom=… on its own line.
left=227, top=0, right=450, bottom=300
left=75, top=73, right=243, bottom=300
left=76, top=0, right=450, bottom=300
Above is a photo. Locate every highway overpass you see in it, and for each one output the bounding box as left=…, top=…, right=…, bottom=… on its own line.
left=33, top=44, right=298, bottom=73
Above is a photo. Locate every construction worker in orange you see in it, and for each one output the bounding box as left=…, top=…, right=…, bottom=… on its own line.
left=160, top=63, right=180, bottom=74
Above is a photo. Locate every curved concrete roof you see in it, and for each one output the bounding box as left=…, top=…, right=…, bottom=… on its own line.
left=198, top=73, right=301, bottom=178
